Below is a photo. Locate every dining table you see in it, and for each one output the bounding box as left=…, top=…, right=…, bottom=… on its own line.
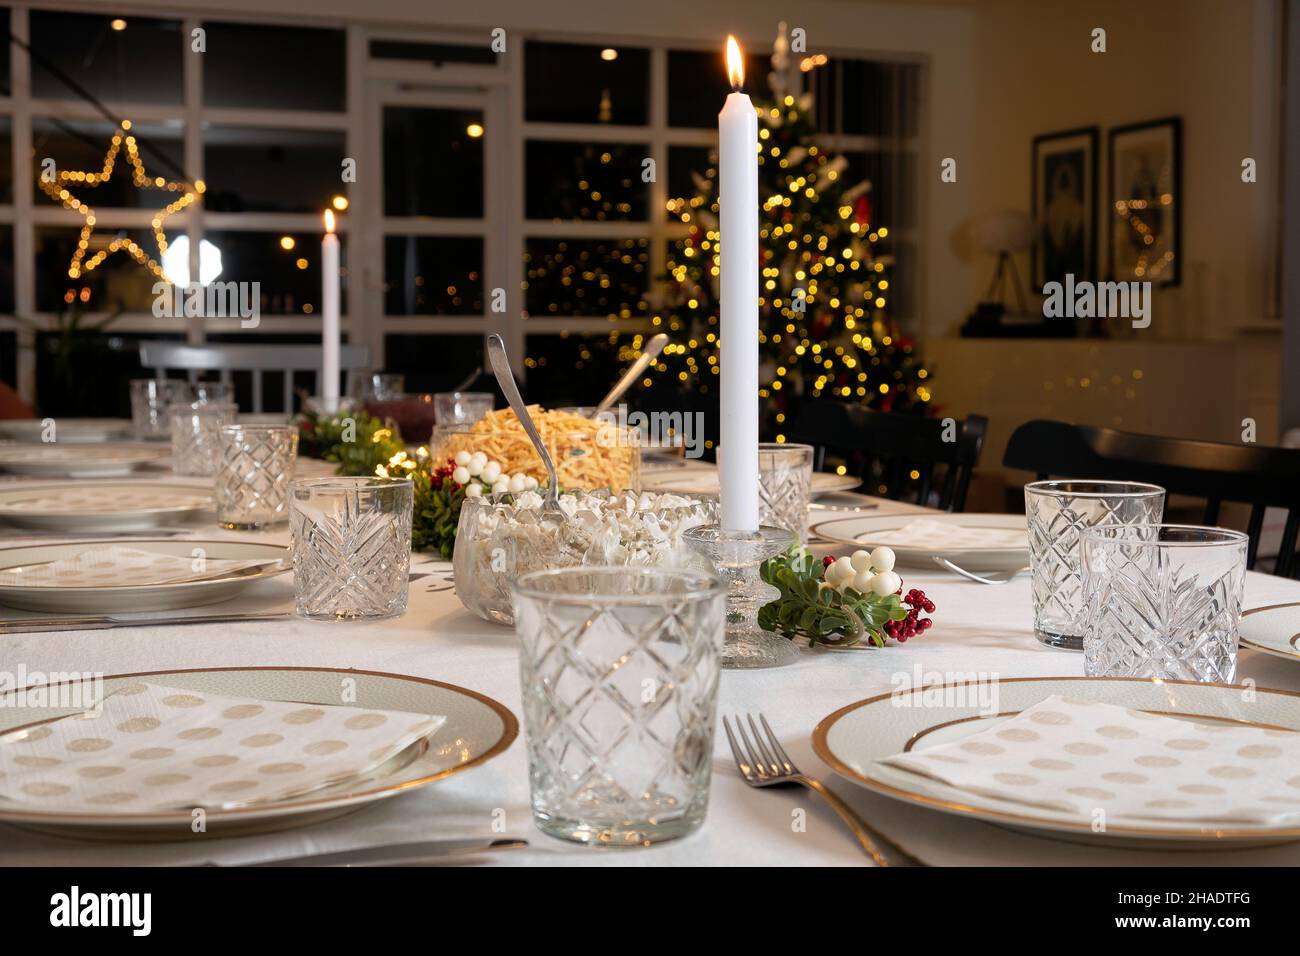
left=2, top=456, right=1300, bottom=868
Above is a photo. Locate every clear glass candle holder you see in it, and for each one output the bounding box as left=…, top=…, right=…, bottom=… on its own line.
left=215, top=424, right=299, bottom=530
left=131, top=379, right=191, bottom=440
left=434, top=391, right=494, bottom=426
left=289, top=477, right=413, bottom=621
left=512, top=566, right=726, bottom=846
left=1082, top=524, right=1248, bottom=682
left=758, top=442, right=814, bottom=541
left=169, top=402, right=238, bottom=477
left=1025, top=480, right=1165, bottom=650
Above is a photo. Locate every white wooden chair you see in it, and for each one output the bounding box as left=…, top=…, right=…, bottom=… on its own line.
left=138, top=341, right=371, bottom=413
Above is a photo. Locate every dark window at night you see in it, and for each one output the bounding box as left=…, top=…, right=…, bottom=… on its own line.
left=383, top=107, right=484, bottom=218
left=525, top=141, right=647, bottom=221
left=204, top=127, right=346, bottom=214
left=202, top=22, right=345, bottom=112
left=384, top=236, right=483, bottom=315
left=30, top=12, right=182, bottom=105
left=525, top=41, right=649, bottom=126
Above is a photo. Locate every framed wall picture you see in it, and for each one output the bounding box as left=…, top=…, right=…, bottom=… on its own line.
left=1108, top=116, right=1182, bottom=286
left=1032, top=126, right=1098, bottom=288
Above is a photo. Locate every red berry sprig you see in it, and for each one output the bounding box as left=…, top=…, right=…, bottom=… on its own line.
left=883, top=588, right=936, bottom=643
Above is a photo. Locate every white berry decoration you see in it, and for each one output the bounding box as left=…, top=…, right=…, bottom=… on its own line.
left=452, top=465, right=471, bottom=485
left=850, top=549, right=872, bottom=572
left=869, top=570, right=901, bottom=596
left=454, top=450, right=472, bottom=467
left=851, top=569, right=876, bottom=593
left=870, top=546, right=896, bottom=573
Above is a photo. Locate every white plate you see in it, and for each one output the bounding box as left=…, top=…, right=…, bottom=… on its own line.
left=0, top=419, right=132, bottom=443
left=810, top=512, right=1028, bottom=571
left=641, top=468, right=860, bottom=498
left=0, top=481, right=212, bottom=532
left=814, top=676, right=1300, bottom=848
left=0, top=666, right=517, bottom=840
left=1241, top=603, right=1300, bottom=664
left=0, top=538, right=289, bottom=613
left=0, top=444, right=166, bottom=478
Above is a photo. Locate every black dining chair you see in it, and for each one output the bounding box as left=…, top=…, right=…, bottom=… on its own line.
left=786, top=401, right=988, bottom=511
left=1002, top=419, right=1300, bottom=576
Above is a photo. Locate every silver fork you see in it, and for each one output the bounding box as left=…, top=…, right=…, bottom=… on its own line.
left=933, top=555, right=1030, bottom=585
left=723, top=713, right=926, bottom=867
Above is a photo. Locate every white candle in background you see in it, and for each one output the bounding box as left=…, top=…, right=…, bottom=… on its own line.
left=321, top=209, right=341, bottom=414
left=718, top=35, right=760, bottom=531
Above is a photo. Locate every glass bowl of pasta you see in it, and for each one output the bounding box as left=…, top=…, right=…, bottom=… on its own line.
left=453, top=489, right=717, bottom=626
left=433, top=406, right=640, bottom=494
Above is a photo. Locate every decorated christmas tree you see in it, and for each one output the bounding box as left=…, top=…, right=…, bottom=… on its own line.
left=528, top=32, right=932, bottom=440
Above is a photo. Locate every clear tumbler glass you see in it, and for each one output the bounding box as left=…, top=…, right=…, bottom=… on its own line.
left=1024, top=480, right=1165, bottom=650
left=758, top=442, right=814, bottom=541
left=512, top=566, right=726, bottom=846
left=169, top=402, right=238, bottom=477
left=1082, top=524, right=1247, bottom=682
left=289, top=477, right=413, bottom=621
left=215, top=424, right=298, bottom=529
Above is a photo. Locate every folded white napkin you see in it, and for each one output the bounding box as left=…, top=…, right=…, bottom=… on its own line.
left=0, top=682, right=445, bottom=812
left=867, top=518, right=1026, bottom=550
left=0, top=546, right=277, bottom=588
left=880, top=695, right=1300, bottom=825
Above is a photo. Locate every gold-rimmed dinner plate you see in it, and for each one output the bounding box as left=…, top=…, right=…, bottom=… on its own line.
left=0, top=418, right=132, bottom=444
left=0, top=481, right=213, bottom=532
left=1241, top=603, right=1300, bottom=664
left=814, top=676, right=1300, bottom=848
left=810, top=512, right=1028, bottom=571
left=0, top=443, right=166, bottom=478
left=0, top=539, right=289, bottom=613
left=641, top=469, right=860, bottom=498
left=0, top=666, right=518, bottom=840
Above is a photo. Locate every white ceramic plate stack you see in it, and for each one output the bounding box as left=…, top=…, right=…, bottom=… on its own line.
left=0, top=481, right=212, bottom=532
left=0, top=666, right=518, bottom=840
left=810, top=512, right=1029, bottom=572
left=815, top=676, right=1300, bottom=849
left=0, top=444, right=166, bottom=478
left=0, top=418, right=132, bottom=444
left=0, top=539, right=289, bottom=613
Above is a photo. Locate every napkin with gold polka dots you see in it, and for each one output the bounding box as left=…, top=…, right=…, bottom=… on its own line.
left=0, top=546, right=279, bottom=588
left=0, top=682, right=445, bottom=812
left=880, top=696, right=1300, bottom=825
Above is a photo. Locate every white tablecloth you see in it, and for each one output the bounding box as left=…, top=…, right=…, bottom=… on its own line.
left=2, top=475, right=1300, bottom=867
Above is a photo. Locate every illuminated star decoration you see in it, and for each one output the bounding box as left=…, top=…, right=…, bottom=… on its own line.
left=38, top=120, right=204, bottom=281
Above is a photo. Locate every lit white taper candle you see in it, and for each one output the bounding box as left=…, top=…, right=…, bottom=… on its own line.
left=321, top=208, right=341, bottom=413
left=718, top=36, right=760, bottom=531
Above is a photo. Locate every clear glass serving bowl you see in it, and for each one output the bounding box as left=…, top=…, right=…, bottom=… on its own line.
left=453, top=489, right=717, bottom=626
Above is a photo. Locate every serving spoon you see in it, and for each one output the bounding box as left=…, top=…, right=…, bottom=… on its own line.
left=591, top=333, right=669, bottom=418
left=485, top=334, right=564, bottom=522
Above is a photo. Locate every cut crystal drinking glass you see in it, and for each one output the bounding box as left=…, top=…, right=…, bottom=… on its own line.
left=512, top=566, right=726, bottom=845
left=757, top=442, right=814, bottom=541
left=215, top=424, right=298, bottom=529
left=289, top=477, right=413, bottom=621
left=1082, top=524, right=1247, bottom=682
left=1024, top=480, right=1165, bottom=650
left=169, top=402, right=238, bottom=477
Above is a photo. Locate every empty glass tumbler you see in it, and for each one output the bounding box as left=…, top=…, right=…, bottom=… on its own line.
left=131, top=380, right=191, bottom=440
left=434, top=391, right=494, bottom=426
left=512, top=566, right=726, bottom=845
left=1082, top=525, right=1248, bottom=682
left=214, top=425, right=298, bottom=529
left=170, top=402, right=238, bottom=477
left=289, top=477, right=413, bottom=621
left=1024, top=480, right=1165, bottom=650
left=758, top=442, right=814, bottom=541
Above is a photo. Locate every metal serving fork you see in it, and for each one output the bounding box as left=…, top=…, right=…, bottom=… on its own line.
left=723, top=713, right=926, bottom=867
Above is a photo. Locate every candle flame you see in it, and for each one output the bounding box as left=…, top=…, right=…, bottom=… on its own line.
left=725, top=35, right=744, bottom=90
left=323, top=209, right=336, bottom=234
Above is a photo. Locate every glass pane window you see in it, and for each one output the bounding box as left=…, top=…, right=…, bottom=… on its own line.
left=33, top=118, right=186, bottom=209
left=0, top=226, right=14, bottom=313
left=35, top=226, right=164, bottom=313
left=383, top=333, right=485, bottom=393
left=30, top=12, right=183, bottom=105
left=370, top=40, right=498, bottom=66
left=808, top=59, right=921, bottom=137
left=841, top=150, right=918, bottom=234
left=524, top=238, right=649, bottom=318
left=384, top=236, right=483, bottom=315
left=202, top=22, right=345, bottom=112
left=0, top=117, right=12, bottom=205
left=203, top=230, right=348, bottom=316
left=525, top=141, right=648, bottom=221
left=204, top=127, right=346, bottom=214
left=384, top=107, right=484, bottom=218
left=525, top=41, right=649, bottom=126
left=666, top=145, right=714, bottom=222
left=667, top=48, right=772, bottom=128
left=523, top=332, right=628, bottom=406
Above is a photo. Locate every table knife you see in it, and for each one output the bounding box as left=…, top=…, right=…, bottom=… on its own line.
left=229, top=837, right=528, bottom=867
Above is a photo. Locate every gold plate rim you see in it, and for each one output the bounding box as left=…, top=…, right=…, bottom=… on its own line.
left=1240, top=602, right=1300, bottom=661
left=811, top=675, right=1300, bottom=841
left=0, top=665, right=520, bottom=826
